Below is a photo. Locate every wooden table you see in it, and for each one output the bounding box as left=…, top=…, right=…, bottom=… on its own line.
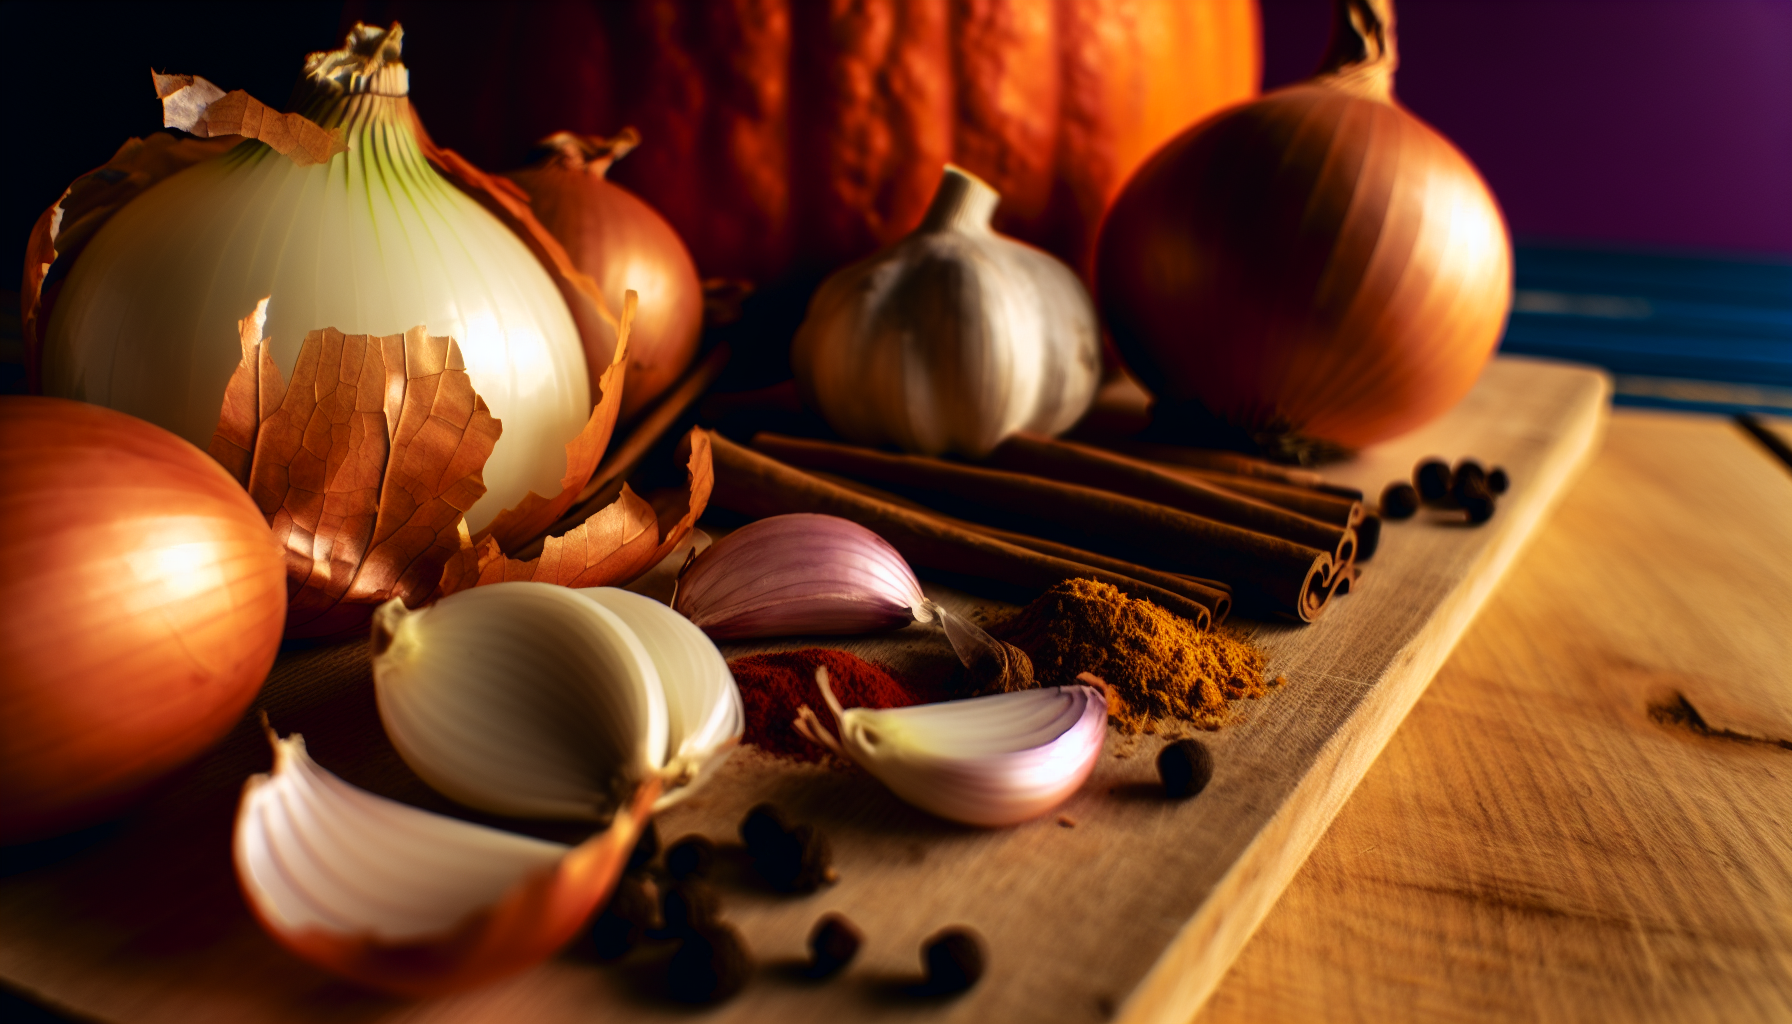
left=1197, top=409, right=1792, bottom=1023
left=4, top=396, right=1788, bottom=1023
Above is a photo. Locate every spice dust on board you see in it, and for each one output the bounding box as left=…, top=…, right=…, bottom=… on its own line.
left=997, top=578, right=1271, bottom=733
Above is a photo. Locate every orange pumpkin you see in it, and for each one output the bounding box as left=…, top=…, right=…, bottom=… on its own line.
left=345, top=0, right=1261, bottom=281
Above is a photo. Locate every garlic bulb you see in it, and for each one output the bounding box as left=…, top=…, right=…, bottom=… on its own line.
left=674, top=513, right=931, bottom=639
left=791, top=165, right=1101, bottom=458
left=797, top=668, right=1108, bottom=827
left=235, top=729, right=655, bottom=996
left=43, top=25, right=590, bottom=532
left=371, top=582, right=739, bottom=818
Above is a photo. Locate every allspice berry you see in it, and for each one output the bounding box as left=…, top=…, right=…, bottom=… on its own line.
left=588, top=873, right=657, bottom=960
left=666, top=834, right=716, bottom=881
left=1379, top=481, right=1419, bottom=520
left=1413, top=458, right=1452, bottom=504
left=666, top=921, right=753, bottom=1004
left=1158, top=739, right=1214, bottom=799
left=741, top=804, right=835, bottom=893
left=922, top=926, right=986, bottom=994
left=807, top=913, right=864, bottom=978
left=661, top=880, right=722, bottom=935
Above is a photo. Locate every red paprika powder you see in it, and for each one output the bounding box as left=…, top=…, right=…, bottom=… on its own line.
left=727, top=649, right=931, bottom=762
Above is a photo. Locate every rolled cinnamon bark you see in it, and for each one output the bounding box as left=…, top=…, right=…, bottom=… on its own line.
left=706, top=432, right=1220, bottom=629
left=1102, top=439, right=1365, bottom=500
left=1164, top=466, right=1363, bottom=528
left=750, top=433, right=1337, bottom=620
left=810, top=469, right=1233, bottom=623
left=984, top=433, right=1356, bottom=570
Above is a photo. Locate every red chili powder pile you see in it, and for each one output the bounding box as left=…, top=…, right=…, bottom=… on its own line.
left=726, top=648, right=929, bottom=762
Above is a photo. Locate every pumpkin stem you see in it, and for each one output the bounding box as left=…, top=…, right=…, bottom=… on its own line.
left=1316, top=0, right=1396, bottom=101
left=535, top=128, right=641, bottom=177
left=919, top=165, right=1000, bottom=235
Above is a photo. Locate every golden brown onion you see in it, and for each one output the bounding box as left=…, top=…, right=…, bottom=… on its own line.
left=0, top=398, right=286, bottom=843
left=507, top=130, right=703, bottom=422
left=1096, top=0, right=1511, bottom=450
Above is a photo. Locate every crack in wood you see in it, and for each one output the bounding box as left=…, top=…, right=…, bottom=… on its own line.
left=1647, top=692, right=1792, bottom=751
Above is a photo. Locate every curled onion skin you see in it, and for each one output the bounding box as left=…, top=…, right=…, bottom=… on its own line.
left=1096, top=0, right=1511, bottom=449
left=0, top=398, right=286, bottom=843
left=508, top=131, right=703, bottom=422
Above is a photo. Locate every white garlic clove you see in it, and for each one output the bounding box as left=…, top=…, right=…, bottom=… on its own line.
left=801, top=669, right=1109, bottom=827
left=234, top=729, right=657, bottom=996
left=578, top=586, right=743, bottom=810
left=371, top=582, right=668, bottom=821
left=673, top=513, right=930, bottom=639
left=791, top=164, right=1101, bottom=458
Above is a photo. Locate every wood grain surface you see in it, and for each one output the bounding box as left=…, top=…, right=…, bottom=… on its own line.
left=0, top=358, right=1609, bottom=1024
left=1197, top=409, right=1792, bottom=1024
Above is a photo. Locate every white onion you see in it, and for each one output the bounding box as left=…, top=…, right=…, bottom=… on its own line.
left=43, top=27, right=589, bottom=531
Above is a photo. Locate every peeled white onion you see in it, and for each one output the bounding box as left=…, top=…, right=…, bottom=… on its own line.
left=42, top=26, right=590, bottom=531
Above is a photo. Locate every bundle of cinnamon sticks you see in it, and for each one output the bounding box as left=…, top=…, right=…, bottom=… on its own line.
left=703, top=429, right=1373, bottom=626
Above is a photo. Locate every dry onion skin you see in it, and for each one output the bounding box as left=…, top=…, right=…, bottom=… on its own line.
left=41, top=24, right=592, bottom=532
left=235, top=730, right=657, bottom=996
left=507, top=130, right=704, bottom=422
left=0, top=398, right=285, bottom=843
left=1096, top=0, right=1511, bottom=451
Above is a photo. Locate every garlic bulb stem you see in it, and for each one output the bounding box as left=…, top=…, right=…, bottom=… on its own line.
left=918, top=166, right=1000, bottom=234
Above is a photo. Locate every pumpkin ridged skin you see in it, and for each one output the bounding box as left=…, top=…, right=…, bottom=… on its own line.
left=1096, top=21, right=1511, bottom=448
left=0, top=398, right=287, bottom=843
left=343, top=0, right=1261, bottom=281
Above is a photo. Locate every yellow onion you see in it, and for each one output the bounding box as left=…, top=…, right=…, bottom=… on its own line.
left=0, top=398, right=286, bottom=843
left=1096, top=0, right=1511, bottom=451
left=506, top=130, right=703, bottom=422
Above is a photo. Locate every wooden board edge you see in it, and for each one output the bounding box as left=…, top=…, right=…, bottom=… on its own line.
left=1115, top=368, right=1614, bottom=1024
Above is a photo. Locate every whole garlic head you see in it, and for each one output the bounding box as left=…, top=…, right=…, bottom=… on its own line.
left=792, top=165, right=1101, bottom=458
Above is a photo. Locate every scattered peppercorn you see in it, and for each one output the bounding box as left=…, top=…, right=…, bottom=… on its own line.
left=1450, top=460, right=1487, bottom=503
left=588, top=873, right=657, bottom=960
left=1158, top=739, right=1214, bottom=799
left=665, top=834, right=715, bottom=881
left=1461, top=491, right=1496, bottom=524
left=661, top=880, right=722, bottom=936
left=627, top=819, right=660, bottom=874
left=1413, top=458, right=1452, bottom=504
left=666, top=920, right=753, bottom=1003
left=1486, top=466, right=1510, bottom=494
left=740, top=804, right=835, bottom=893
left=922, top=927, right=986, bottom=994
left=1379, top=481, right=1419, bottom=520
left=807, top=913, right=863, bottom=978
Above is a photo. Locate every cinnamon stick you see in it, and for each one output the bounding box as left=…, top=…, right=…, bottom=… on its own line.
left=984, top=433, right=1356, bottom=569
left=1166, top=466, right=1363, bottom=527
left=1103, top=439, right=1365, bottom=499
left=750, top=433, right=1338, bottom=620
left=810, top=469, right=1233, bottom=623
left=705, top=432, right=1220, bottom=630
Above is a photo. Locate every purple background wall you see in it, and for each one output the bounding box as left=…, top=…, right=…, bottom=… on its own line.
left=1260, top=0, right=1792, bottom=257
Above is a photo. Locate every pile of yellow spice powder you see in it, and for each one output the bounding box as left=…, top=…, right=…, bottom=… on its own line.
left=996, top=578, right=1270, bottom=732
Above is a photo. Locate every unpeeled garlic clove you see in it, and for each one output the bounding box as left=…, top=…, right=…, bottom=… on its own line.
left=234, top=729, right=657, bottom=997
left=580, top=586, right=743, bottom=809
left=673, top=513, right=931, bottom=639
left=796, top=668, right=1109, bottom=827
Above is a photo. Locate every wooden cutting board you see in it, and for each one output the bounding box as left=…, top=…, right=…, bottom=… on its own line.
left=0, top=357, right=1609, bottom=1024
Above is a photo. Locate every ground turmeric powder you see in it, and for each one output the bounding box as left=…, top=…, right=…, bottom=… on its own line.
left=997, top=578, right=1269, bottom=732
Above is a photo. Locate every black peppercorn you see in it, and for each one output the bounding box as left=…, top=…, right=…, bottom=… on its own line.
left=807, top=913, right=863, bottom=978
left=1450, top=460, right=1487, bottom=504
left=1158, top=738, right=1214, bottom=799
left=665, top=834, right=715, bottom=881
left=1461, top=492, right=1496, bottom=524
left=627, top=819, right=660, bottom=874
left=1487, top=466, right=1509, bottom=494
left=661, top=880, right=722, bottom=935
left=741, top=805, right=835, bottom=892
left=588, top=873, right=657, bottom=960
left=666, top=921, right=753, bottom=1003
left=1413, top=458, right=1452, bottom=504
left=1379, top=481, right=1419, bottom=520
left=922, top=927, right=986, bottom=994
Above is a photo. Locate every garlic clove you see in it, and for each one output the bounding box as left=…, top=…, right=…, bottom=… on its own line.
left=234, top=729, right=656, bottom=997
left=673, top=513, right=929, bottom=639
left=803, top=669, right=1108, bottom=827
left=578, top=586, right=743, bottom=810
left=371, top=582, right=668, bottom=821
